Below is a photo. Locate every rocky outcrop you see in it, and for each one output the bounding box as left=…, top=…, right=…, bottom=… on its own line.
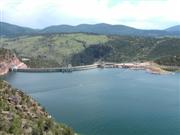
left=0, top=48, right=27, bottom=76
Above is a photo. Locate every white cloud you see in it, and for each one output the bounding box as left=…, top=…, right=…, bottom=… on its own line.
left=0, top=0, right=180, bottom=29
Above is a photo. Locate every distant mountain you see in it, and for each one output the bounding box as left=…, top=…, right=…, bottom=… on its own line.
left=0, top=22, right=38, bottom=37
left=165, top=25, right=180, bottom=36
left=41, top=24, right=75, bottom=33
left=166, top=25, right=180, bottom=32
left=41, top=23, right=172, bottom=37
left=0, top=22, right=180, bottom=37
left=41, top=23, right=140, bottom=35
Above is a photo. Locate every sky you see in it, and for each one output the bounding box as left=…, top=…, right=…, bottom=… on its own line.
left=0, top=0, right=180, bottom=29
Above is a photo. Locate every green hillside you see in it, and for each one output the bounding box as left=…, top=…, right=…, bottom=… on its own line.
left=0, top=33, right=109, bottom=67
left=71, top=36, right=180, bottom=66
left=0, top=80, right=75, bottom=135
left=0, top=33, right=180, bottom=68
left=0, top=22, right=37, bottom=37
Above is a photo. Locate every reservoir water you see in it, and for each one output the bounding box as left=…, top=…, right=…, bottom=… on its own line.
left=5, top=69, right=180, bottom=135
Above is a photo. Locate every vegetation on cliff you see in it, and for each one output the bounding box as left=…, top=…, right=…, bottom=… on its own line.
left=0, top=48, right=15, bottom=61
left=0, top=80, right=75, bottom=135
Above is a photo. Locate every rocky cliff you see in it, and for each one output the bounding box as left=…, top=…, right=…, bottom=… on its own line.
left=0, top=48, right=27, bottom=75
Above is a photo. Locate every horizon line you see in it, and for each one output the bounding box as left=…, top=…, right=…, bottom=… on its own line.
left=1, top=21, right=179, bottom=30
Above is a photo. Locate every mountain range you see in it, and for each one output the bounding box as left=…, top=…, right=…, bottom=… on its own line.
left=0, top=22, right=180, bottom=37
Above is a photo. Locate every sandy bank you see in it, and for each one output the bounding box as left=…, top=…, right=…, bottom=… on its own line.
left=101, top=62, right=171, bottom=75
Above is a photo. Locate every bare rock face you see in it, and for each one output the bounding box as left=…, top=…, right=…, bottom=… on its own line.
left=0, top=48, right=27, bottom=75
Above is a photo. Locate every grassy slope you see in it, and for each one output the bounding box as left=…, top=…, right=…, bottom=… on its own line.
left=0, top=33, right=180, bottom=67
left=0, top=33, right=109, bottom=67
left=0, top=80, right=75, bottom=135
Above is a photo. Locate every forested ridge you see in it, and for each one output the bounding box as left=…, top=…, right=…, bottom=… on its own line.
left=0, top=33, right=180, bottom=68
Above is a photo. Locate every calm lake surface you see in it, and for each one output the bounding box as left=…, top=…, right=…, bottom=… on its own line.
left=5, top=69, right=180, bottom=135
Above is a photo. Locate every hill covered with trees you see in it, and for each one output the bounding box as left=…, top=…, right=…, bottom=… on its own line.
left=0, top=33, right=179, bottom=68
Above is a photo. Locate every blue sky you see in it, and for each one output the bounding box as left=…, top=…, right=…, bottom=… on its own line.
left=0, top=0, right=179, bottom=29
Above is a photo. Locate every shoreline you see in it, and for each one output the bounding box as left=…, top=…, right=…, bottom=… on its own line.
left=0, top=62, right=27, bottom=76
left=0, top=80, right=76, bottom=135
left=99, top=62, right=172, bottom=75
left=0, top=55, right=27, bottom=76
